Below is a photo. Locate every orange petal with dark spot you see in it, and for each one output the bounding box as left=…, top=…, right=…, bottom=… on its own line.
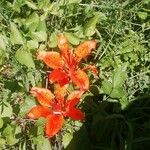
left=49, top=69, right=69, bottom=86
left=31, top=87, right=54, bottom=107
left=27, top=106, right=52, bottom=119
left=37, top=51, right=64, bottom=69
left=71, top=70, right=89, bottom=90
left=74, top=40, right=96, bottom=61
left=45, top=114, right=64, bottom=138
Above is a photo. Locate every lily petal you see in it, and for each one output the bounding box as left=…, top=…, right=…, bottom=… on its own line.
left=58, top=34, right=70, bottom=57
left=31, top=87, right=54, bottom=107
left=55, top=84, right=67, bottom=102
left=49, top=69, right=69, bottom=86
left=67, top=90, right=84, bottom=101
left=71, top=70, right=89, bottom=90
left=66, top=97, right=80, bottom=108
left=27, top=106, right=52, bottom=119
left=66, top=108, right=84, bottom=120
left=74, top=40, right=96, bottom=62
left=65, top=98, right=84, bottom=120
left=45, top=114, right=64, bottom=138
left=37, top=51, right=64, bottom=69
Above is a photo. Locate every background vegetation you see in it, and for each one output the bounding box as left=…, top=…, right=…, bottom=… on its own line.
left=0, top=0, right=150, bottom=149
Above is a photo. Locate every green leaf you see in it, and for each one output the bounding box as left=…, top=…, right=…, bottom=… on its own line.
left=63, top=133, right=73, bottom=148
left=12, top=0, right=26, bottom=12
left=110, top=88, right=127, bottom=99
left=19, top=96, right=36, bottom=117
left=84, top=15, right=100, bottom=36
left=49, top=3, right=59, bottom=15
left=65, top=32, right=80, bottom=45
left=27, top=40, right=38, bottom=49
left=48, top=32, right=58, bottom=48
left=3, top=125, right=13, bottom=136
left=15, top=126, right=22, bottom=135
left=37, top=0, right=50, bottom=9
left=112, top=66, right=127, bottom=88
left=37, top=19, right=47, bottom=32
left=25, top=12, right=39, bottom=32
left=137, top=12, right=148, bottom=20
left=3, top=125, right=17, bottom=145
left=10, top=22, right=24, bottom=45
left=101, top=80, right=113, bottom=95
left=35, top=118, right=46, bottom=127
left=25, top=1, right=38, bottom=10
left=27, top=71, right=36, bottom=87
left=41, top=138, right=52, bottom=150
left=35, top=118, right=46, bottom=136
left=6, top=136, right=17, bottom=145
left=15, top=49, right=35, bottom=68
left=0, top=138, right=5, bottom=146
left=30, top=31, right=47, bottom=42
left=38, top=138, right=52, bottom=150
left=0, top=102, right=13, bottom=118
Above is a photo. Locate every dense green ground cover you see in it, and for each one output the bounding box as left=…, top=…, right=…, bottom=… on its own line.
left=0, top=0, right=150, bottom=149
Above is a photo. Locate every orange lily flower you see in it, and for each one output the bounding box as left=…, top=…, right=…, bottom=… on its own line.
left=27, top=87, right=84, bottom=138
left=37, top=34, right=97, bottom=91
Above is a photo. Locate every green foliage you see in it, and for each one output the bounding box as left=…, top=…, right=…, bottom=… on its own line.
left=64, top=32, right=80, bottom=45
left=84, top=14, right=100, bottom=37
left=0, top=0, right=150, bottom=149
left=10, top=23, right=24, bottom=45
left=0, top=102, right=13, bottom=118
left=15, top=50, right=35, bottom=69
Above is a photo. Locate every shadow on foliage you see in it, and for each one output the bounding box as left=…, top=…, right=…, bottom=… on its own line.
left=66, top=94, right=150, bottom=150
